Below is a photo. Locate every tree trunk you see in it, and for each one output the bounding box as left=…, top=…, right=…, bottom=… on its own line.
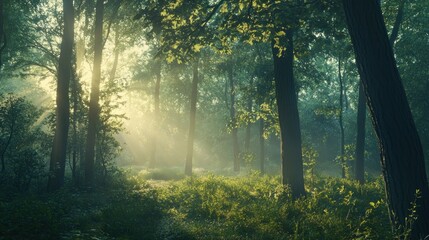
left=71, top=68, right=78, bottom=185
left=354, top=0, right=404, bottom=184
left=389, top=0, right=405, bottom=46
left=0, top=118, right=14, bottom=173
left=259, top=118, right=265, bottom=174
left=0, top=0, right=5, bottom=69
left=84, top=0, right=103, bottom=186
left=338, top=56, right=346, bottom=178
left=272, top=29, right=305, bottom=198
left=149, top=57, right=161, bottom=168
left=343, top=0, right=429, bottom=238
left=244, top=77, right=254, bottom=153
left=355, top=83, right=366, bottom=184
left=227, top=66, right=240, bottom=172
left=1, top=154, right=4, bottom=172
left=185, top=59, right=199, bottom=176
left=47, top=0, right=74, bottom=192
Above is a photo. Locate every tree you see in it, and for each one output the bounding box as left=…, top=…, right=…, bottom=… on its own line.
left=342, top=0, right=429, bottom=237
left=184, top=57, right=200, bottom=176
left=223, top=61, right=240, bottom=172
left=272, top=28, right=305, bottom=198
left=0, top=94, right=48, bottom=191
left=244, top=77, right=253, bottom=153
left=337, top=55, right=346, bottom=178
left=47, top=0, right=74, bottom=192
left=354, top=0, right=406, bottom=184
left=354, top=83, right=365, bottom=184
left=84, top=0, right=104, bottom=186
left=0, top=0, right=5, bottom=70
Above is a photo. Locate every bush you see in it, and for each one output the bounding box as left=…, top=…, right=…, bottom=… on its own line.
left=154, top=173, right=391, bottom=239
left=0, top=197, right=66, bottom=239
left=101, top=188, right=163, bottom=239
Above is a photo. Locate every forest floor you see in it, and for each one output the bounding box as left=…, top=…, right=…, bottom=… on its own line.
left=0, top=169, right=396, bottom=240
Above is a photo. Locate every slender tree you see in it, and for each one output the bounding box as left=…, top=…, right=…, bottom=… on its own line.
left=84, top=0, right=103, bottom=185
left=259, top=118, right=265, bottom=174
left=185, top=58, right=199, bottom=176
left=227, top=65, right=240, bottom=172
left=244, top=77, right=254, bottom=153
left=338, top=55, right=346, bottom=178
left=354, top=83, right=366, bottom=184
left=149, top=56, right=161, bottom=168
left=343, top=0, right=429, bottom=237
left=47, top=0, right=74, bottom=192
left=389, top=0, right=405, bottom=46
left=148, top=24, right=162, bottom=168
left=0, top=0, right=5, bottom=70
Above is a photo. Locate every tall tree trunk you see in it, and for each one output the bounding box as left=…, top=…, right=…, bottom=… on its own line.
left=109, top=31, right=119, bottom=83
left=343, top=0, right=429, bottom=238
left=71, top=37, right=85, bottom=186
left=354, top=0, right=405, bottom=184
left=228, top=66, right=240, bottom=172
left=338, top=56, right=346, bottom=178
left=1, top=154, right=4, bottom=172
left=244, top=77, right=254, bottom=153
left=70, top=68, right=78, bottom=184
left=259, top=118, right=265, bottom=174
left=272, top=29, right=305, bottom=198
left=0, top=0, right=5, bottom=69
left=84, top=0, right=103, bottom=186
left=149, top=57, right=161, bottom=168
left=389, top=0, right=405, bottom=46
left=355, top=83, right=366, bottom=184
left=185, top=59, right=199, bottom=176
left=0, top=122, right=14, bottom=172
left=47, top=0, right=74, bottom=192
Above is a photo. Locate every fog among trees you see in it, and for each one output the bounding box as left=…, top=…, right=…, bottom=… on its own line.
left=0, top=0, right=428, bottom=239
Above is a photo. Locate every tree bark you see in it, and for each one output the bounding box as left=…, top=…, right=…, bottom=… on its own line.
left=84, top=0, right=103, bottom=186
left=227, top=66, right=240, bottom=172
left=343, top=0, right=429, bottom=237
left=185, top=59, right=199, bottom=176
left=354, top=0, right=405, bottom=184
left=338, top=56, right=346, bottom=178
left=272, top=29, right=305, bottom=198
left=47, top=0, right=74, bottom=192
left=355, top=83, right=366, bottom=184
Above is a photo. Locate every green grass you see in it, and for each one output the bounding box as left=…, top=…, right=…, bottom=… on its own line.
left=0, top=170, right=392, bottom=240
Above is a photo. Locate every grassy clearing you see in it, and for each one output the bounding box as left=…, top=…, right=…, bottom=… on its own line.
left=0, top=170, right=391, bottom=240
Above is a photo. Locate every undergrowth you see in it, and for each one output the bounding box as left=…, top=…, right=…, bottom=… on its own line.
left=0, top=170, right=392, bottom=240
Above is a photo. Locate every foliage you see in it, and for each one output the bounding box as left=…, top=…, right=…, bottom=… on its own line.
left=156, top=173, right=391, bottom=239
left=0, top=94, right=49, bottom=192
left=0, top=171, right=393, bottom=240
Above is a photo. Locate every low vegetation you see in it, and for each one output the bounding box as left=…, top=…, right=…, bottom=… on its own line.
left=0, top=170, right=393, bottom=240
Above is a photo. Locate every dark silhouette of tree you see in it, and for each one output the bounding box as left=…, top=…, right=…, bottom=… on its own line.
left=343, top=0, right=429, bottom=237
left=47, top=0, right=74, bottom=192
left=185, top=58, right=200, bottom=176
left=354, top=0, right=406, bottom=184
left=84, top=0, right=104, bottom=186
left=272, top=29, right=305, bottom=198
left=354, top=83, right=365, bottom=184
left=227, top=64, right=240, bottom=172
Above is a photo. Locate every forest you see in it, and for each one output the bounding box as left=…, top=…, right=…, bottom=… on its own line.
left=0, top=0, right=428, bottom=239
